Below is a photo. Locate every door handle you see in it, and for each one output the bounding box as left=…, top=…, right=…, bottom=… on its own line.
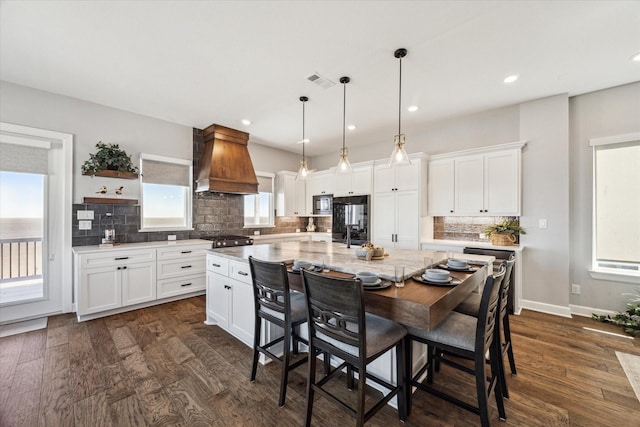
left=237, top=271, right=249, bottom=276
left=115, top=256, right=129, bottom=260
left=211, top=263, right=221, bottom=267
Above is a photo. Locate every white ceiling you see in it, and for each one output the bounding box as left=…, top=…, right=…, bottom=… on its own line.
left=1, top=1, right=639, bottom=156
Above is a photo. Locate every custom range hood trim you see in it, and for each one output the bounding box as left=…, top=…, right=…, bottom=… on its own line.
left=195, top=124, right=259, bottom=194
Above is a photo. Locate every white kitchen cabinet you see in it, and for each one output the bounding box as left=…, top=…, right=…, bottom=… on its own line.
left=372, top=155, right=425, bottom=249
left=73, top=240, right=210, bottom=321
left=276, top=171, right=306, bottom=216
left=77, top=249, right=156, bottom=316
left=428, top=142, right=525, bottom=216
left=305, top=171, right=335, bottom=215
left=427, top=158, right=455, bottom=215
left=333, top=165, right=373, bottom=196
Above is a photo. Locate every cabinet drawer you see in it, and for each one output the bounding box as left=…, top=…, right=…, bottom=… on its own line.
left=157, top=275, right=206, bottom=299
left=157, top=257, right=205, bottom=280
left=229, top=260, right=252, bottom=285
left=156, top=244, right=211, bottom=260
left=80, top=249, right=156, bottom=268
left=207, top=255, right=229, bottom=275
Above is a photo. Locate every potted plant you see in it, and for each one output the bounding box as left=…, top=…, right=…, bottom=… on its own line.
left=483, top=219, right=525, bottom=246
left=81, top=142, right=139, bottom=177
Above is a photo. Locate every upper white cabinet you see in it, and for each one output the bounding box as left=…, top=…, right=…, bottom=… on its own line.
left=333, top=164, right=373, bottom=197
left=305, top=171, right=335, bottom=214
left=428, top=142, right=525, bottom=216
left=276, top=171, right=306, bottom=216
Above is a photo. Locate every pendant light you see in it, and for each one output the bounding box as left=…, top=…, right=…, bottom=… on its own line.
left=336, top=76, right=352, bottom=173
left=389, top=48, right=411, bottom=166
left=296, top=96, right=310, bottom=180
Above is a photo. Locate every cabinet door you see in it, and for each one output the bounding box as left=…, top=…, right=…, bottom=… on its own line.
left=374, top=164, right=395, bottom=193
left=395, top=162, right=419, bottom=192
left=395, top=190, right=420, bottom=249
left=294, top=178, right=306, bottom=215
left=428, top=159, right=455, bottom=215
left=122, top=262, right=156, bottom=306
left=79, top=266, right=121, bottom=315
left=333, top=172, right=351, bottom=197
left=484, top=150, right=520, bottom=215
left=455, top=155, right=484, bottom=214
left=206, top=272, right=230, bottom=328
left=229, top=279, right=255, bottom=346
left=350, top=167, right=372, bottom=195
left=372, top=191, right=395, bottom=248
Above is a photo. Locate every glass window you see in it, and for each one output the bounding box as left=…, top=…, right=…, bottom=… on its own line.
left=140, top=154, right=192, bottom=231
left=592, top=138, right=640, bottom=275
left=244, top=173, right=274, bottom=227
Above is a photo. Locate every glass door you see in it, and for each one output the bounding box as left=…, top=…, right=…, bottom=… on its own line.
left=0, top=171, right=46, bottom=304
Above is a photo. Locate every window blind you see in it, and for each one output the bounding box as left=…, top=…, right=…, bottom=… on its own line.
left=141, top=159, right=190, bottom=186
left=0, top=143, right=49, bottom=174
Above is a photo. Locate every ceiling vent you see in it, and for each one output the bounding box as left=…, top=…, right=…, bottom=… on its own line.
left=306, top=72, right=335, bottom=89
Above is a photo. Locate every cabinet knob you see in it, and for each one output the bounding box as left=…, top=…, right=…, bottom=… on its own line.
left=450, top=210, right=454, bottom=213
left=211, top=263, right=221, bottom=268
left=479, top=209, right=483, bottom=212
left=122, top=266, right=127, bottom=270
left=238, top=271, right=249, bottom=276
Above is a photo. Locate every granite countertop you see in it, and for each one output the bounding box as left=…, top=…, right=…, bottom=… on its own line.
left=208, top=241, right=494, bottom=282
left=73, top=238, right=212, bottom=254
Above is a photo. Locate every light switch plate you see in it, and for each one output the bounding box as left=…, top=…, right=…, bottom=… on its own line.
left=78, top=210, right=94, bottom=220
left=538, top=219, right=547, bottom=229
left=78, top=220, right=92, bottom=230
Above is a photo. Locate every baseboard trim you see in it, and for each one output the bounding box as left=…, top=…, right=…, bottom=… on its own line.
left=570, top=304, right=617, bottom=318
left=0, top=317, right=48, bottom=338
left=520, top=299, right=572, bottom=318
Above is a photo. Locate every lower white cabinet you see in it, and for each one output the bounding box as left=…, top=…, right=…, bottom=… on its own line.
left=74, top=240, right=210, bottom=321
left=206, top=255, right=255, bottom=346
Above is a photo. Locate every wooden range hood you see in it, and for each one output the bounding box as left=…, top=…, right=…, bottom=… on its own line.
left=196, top=124, right=258, bottom=194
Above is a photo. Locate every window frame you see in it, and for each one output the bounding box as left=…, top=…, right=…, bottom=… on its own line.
left=589, top=132, right=640, bottom=284
left=243, top=171, right=275, bottom=229
left=139, top=153, right=193, bottom=232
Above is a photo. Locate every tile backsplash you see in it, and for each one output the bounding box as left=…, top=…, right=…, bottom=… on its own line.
left=433, top=216, right=519, bottom=242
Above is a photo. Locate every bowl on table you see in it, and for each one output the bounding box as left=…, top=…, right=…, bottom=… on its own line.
left=447, top=258, right=469, bottom=269
left=356, top=271, right=379, bottom=284
left=424, top=268, right=450, bottom=282
left=293, top=260, right=313, bottom=271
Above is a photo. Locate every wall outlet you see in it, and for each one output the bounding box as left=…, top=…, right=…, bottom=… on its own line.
left=296, top=228, right=300, bottom=233
left=571, top=284, right=581, bottom=294
left=539, top=218, right=548, bottom=229
left=253, top=230, right=260, bottom=236
left=77, top=210, right=94, bottom=220
left=78, top=220, right=92, bottom=230
left=168, top=235, right=176, bottom=241
left=479, top=232, right=486, bottom=239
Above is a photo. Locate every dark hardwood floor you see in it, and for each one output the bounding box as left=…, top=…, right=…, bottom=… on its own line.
left=1, top=296, right=639, bottom=426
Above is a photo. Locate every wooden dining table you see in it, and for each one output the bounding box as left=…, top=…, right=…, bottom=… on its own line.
left=287, top=265, right=486, bottom=331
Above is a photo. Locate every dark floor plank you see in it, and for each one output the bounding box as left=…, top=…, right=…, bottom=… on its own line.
left=110, top=394, right=148, bottom=427
left=74, top=391, right=112, bottom=427
left=38, top=367, right=74, bottom=427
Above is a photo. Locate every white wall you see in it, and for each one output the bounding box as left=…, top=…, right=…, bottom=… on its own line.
left=569, top=81, right=640, bottom=312
left=519, top=94, right=570, bottom=312
left=0, top=81, right=301, bottom=202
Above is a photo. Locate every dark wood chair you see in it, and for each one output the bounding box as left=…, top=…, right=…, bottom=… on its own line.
left=248, top=256, right=309, bottom=407
left=454, top=255, right=517, bottom=398
left=301, top=269, right=408, bottom=427
left=405, top=266, right=507, bottom=427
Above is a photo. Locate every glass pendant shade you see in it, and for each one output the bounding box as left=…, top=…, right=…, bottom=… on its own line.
left=337, top=147, right=352, bottom=172
left=296, top=158, right=309, bottom=180
left=389, top=48, right=412, bottom=167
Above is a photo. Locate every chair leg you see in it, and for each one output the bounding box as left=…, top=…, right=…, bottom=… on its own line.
left=490, top=342, right=506, bottom=421
left=278, top=321, right=292, bottom=407
left=323, top=352, right=331, bottom=376
left=356, top=365, right=366, bottom=427
left=305, top=347, right=317, bottom=427
left=475, top=354, right=491, bottom=427
left=427, top=345, right=435, bottom=384
left=250, top=316, right=261, bottom=382
left=396, top=340, right=407, bottom=421
left=347, top=364, right=354, bottom=390
left=404, top=337, right=413, bottom=416
left=497, top=341, right=509, bottom=400
left=503, top=315, right=517, bottom=376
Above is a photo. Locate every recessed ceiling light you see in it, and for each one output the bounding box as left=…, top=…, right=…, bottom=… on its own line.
left=347, top=125, right=356, bottom=131
left=504, top=74, right=519, bottom=84
left=241, top=119, right=252, bottom=125
left=408, top=105, right=419, bottom=112
left=631, top=52, right=640, bottom=62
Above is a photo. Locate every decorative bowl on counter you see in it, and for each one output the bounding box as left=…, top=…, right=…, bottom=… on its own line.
left=355, top=244, right=385, bottom=261
left=356, top=271, right=379, bottom=284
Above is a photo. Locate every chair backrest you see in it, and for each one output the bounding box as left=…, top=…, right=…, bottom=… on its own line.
left=499, top=254, right=516, bottom=319
left=301, top=269, right=366, bottom=361
left=248, top=256, right=292, bottom=324
left=476, top=263, right=507, bottom=356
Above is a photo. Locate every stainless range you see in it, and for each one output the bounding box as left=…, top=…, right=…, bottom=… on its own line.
left=208, top=235, right=254, bottom=248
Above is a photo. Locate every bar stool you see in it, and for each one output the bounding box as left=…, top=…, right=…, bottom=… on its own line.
left=248, top=256, right=309, bottom=407
left=454, top=255, right=517, bottom=398
left=405, top=267, right=507, bottom=427
left=301, top=269, right=407, bottom=427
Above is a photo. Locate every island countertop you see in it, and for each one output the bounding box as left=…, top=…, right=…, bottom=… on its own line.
left=208, top=241, right=494, bottom=281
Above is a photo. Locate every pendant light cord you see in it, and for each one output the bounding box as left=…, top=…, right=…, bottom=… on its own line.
left=342, top=81, right=346, bottom=151
left=398, top=55, right=402, bottom=137
left=302, top=99, right=306, bottom=159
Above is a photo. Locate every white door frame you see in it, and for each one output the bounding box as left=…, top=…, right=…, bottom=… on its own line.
left=0, top=122, right=73, bottom=323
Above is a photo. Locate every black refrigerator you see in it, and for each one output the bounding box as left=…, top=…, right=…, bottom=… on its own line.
left=331, top=195, right=370, bottom=245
